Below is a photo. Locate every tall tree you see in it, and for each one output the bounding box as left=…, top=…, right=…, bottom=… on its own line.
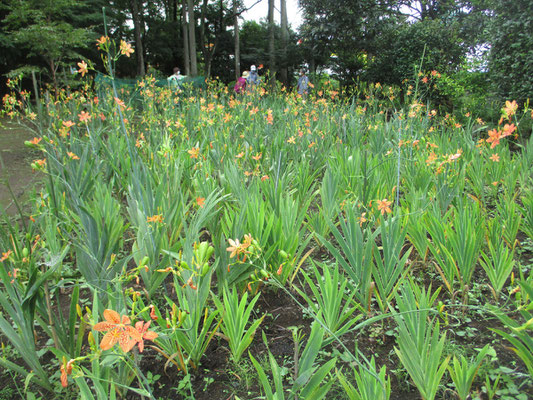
left=187, top=0, right=198, bottom=75
left=233, top=0, right=241, bottom=79
left=129, top=0, right=146, bottom=76
left=3, top=0, right=90, bottom=90
left=267, top=0, right=275, bottom=79
left=279, top=0, right=288, bottom=86
left=182, top=0, right=191, bottom=74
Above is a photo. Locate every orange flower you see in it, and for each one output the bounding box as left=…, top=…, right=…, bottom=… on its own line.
left=235, top=151, right=244, bottom=158
left=261, top=175, right=269, bottom=181
left=377, top=198, right=392, bottom=215
left=67, top=152, right=80, bottom=160
left=62, top=120, right=75, bottom=128
left=131, top=321, right=158, bottom=353
left=93, top=309, right=141, bottom=352
left=490, top=153, right=500, bottom=162
left=188, top=147, right=200, bottom=159
left=252, top=153, right=262, bottom=161
left=114, top=97, right=126, bottom=109
left=502, top=100, right=518, bottom=119
left=422, top=76, right=428, bottom=84
left=30, top=137, right=41, bottom=145
left=1, top=250, right=12, bottom=262
left=196, top=197, right=205, bottom=208
left=120, top=40, right=134, bottom=57
left=78, top=111, right=91, bottom=123
left=426, top=152, right=437, bottom=165
left=60, top=359, right=74, bottom=388
left=77, top=61, right=88, bottom=77
left=96, top=36, right=109, bottom=48
left=501, top=123, right=516, bottom=138
left=146, top=214, right=163, bottom=224
left=486, top=128, right=501, bottom=148
left=266, top=109, right=273, bottom=125
left=149, top=305, right=158, bottom=320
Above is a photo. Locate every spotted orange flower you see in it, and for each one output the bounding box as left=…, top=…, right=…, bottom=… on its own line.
left=93, top=309, right=141, bottom=352
left=377, top=198, right=392, bottom=215
left=490, top=153, right=500, bottom=162
left=131, top=321, right=158, bottom=353
left=196, top=197, right=205, bottom=208
left=63, top=120, right=75, bottom=128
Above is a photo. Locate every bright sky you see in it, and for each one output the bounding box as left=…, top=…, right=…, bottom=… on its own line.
left=242, top=0, right=303, bottom=29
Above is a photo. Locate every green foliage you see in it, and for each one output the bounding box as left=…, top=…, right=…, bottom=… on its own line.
left=487, top=0, right=533, bottom=104
left=212, top=287, right=264, bottom=363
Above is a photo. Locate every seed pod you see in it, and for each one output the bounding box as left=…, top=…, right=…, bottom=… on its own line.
left=22, top=248, right=29, bottom=258
left=279, top=250, right=288, bottom=259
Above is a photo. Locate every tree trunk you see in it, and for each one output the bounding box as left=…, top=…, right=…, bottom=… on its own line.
left=187, top=0, right=198, bottom=76
left=233, top=0, right=240, bottom=79
left=182, top=0, right=190, bottom=75
left=268, top=0, right=276, bottom=81
left=280, top=0, right=288, bottom=86
left=129, top=0, right=145, bottom=76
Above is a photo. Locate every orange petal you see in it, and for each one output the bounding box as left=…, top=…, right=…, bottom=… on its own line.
left=120, top=335, right=137, bottom=353
left=100, top=329, right=120, bottom=350
left=143, top=331, right=158, bottom=341
left=93, top=321, right=115, bottom=331
left=120, top=314, right=131, bottom=325
left=137, top=339, right=145, bottom=353
left=125, top=325, right=142, bottom=341
left=60, top=366, right=68, bottom=388
left=103, top=309, right=121, bottom=324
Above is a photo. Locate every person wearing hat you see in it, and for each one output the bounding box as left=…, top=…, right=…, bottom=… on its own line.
left=247, top=65, right=260, bottom=87
left=168, top=67, right=185, bottom=89
left=234, top=71, right=248, bottom=94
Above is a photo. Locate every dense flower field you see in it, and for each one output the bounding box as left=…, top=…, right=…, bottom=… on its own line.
left=1, top=58, right=532, bottom=399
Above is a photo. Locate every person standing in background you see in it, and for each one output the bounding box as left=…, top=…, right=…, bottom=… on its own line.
left=247, top=65, right=260, bottom=89
left=297, top=69, right=309, bottom=97
left=234, top=71, right=248, bottom=94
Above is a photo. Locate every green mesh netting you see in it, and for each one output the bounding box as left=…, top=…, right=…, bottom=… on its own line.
left=94, top=73, right=207, bottom=97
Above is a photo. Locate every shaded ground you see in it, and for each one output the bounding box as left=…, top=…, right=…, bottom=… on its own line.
left=0, top=118, right=40, bottom=215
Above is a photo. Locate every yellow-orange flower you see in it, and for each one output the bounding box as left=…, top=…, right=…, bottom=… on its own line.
left=490, top=153, right=500, bottom=162
left=93, top=309, right=141, bottom=352
left=1, top=250, right=12, bottom=262
left=78, top=111, right=91, bottom=123
left=377, top=198, right=392, bottom=215
left=196, top=197, right=205, bottom=208
left=502, top=100, right=518, bottom=119
left=120, top=40, right=134, bottom=57
left=96, top=36, right=109, bottom=50
left=77, top=61, right=88, bottom=77
left=188, top=147, right=200, bottom=159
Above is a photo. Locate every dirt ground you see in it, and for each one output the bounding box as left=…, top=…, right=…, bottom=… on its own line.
left=0, top=117, right=40, bottom=215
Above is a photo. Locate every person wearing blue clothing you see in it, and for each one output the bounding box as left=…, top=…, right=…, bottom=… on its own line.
left=247, top=65, right=260, bottom=89
left=297, top=69, right=309, bottom=96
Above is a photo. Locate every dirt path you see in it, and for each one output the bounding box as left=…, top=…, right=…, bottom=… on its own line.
left=0, top=118, right=40, bottom=216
